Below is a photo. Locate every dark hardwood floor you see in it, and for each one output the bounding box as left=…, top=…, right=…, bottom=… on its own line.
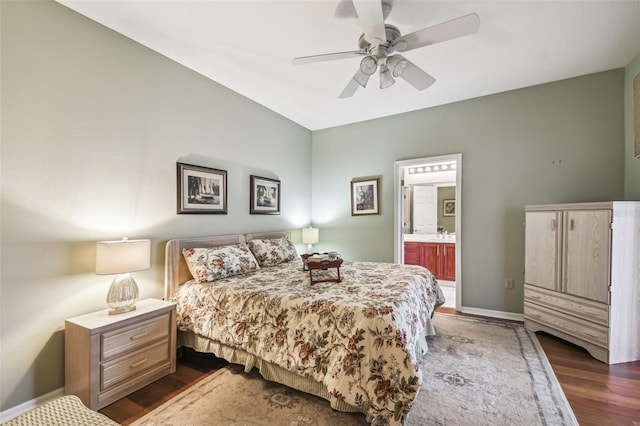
left=100, top=309, right=640, bottom=425
left=535, top=332, right=640, bottom=426
left=99, top=350, right=227, bottom=425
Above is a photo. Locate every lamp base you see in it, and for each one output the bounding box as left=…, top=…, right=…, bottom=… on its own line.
left=106, top=273, right=139, bottom=315
left=109, top=305, right=137, bottom=315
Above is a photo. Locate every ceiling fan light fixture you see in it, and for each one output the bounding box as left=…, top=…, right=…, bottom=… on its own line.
left=353, top=69, right=371, bottom=88
left=304, top=2, right=481, bottom=98
left=393, top=40, right=409, bottom=52
left=386, top=55, right=407, bottom=78
left=379, top=65, right=395, bottom=89
left=359, top=55, right=377, bottom=75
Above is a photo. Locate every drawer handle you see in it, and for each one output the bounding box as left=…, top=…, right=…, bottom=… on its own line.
left=130, top=358, right=148, bottom=369
left=130, top=331, right=148, bottom=341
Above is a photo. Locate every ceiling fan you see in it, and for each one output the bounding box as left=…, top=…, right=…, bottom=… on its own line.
left=292, top=0, right=480, bottom=98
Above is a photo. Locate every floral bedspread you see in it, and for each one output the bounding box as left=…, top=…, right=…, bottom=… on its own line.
left=173, top=260, right=444, bottom=425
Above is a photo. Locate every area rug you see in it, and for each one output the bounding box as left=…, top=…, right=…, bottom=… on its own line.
left=131, top=313, right=577, bottom=426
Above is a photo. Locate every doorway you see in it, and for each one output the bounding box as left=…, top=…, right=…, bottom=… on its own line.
left=394, top=154, right=462, bottom=311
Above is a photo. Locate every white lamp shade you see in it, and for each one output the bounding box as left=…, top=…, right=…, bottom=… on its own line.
left=96, top=239, right=151, bottom=275
left=302, top=227, right=319, bottom=245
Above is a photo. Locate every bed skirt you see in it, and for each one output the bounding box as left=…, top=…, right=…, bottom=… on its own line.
left=179, top=331, right=363, bottom=415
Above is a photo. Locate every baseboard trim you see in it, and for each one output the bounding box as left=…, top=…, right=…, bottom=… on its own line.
left=460, top=306, right=524, bottom=322
left=0, top=387, right=64, bottom=423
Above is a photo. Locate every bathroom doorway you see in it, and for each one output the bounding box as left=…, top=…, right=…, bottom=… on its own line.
left=394, top=154, right=462, bottom=311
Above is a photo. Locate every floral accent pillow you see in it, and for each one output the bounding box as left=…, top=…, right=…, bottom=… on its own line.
left=247, top=236, right=298, bottom=267
left=182, top=244, right=260, bottom=283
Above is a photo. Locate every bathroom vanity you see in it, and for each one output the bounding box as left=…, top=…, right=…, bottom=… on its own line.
left=404, top=234, right=456, bottom=281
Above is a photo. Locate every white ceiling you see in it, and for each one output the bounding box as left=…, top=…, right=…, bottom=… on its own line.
left=57, top=0, right=640, bottom=131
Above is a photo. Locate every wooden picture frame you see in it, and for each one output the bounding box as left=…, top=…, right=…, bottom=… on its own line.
left=177, top=162, right=227, bottom=214
left=443, top=199, right=456, bottom=216
left=250, top=175, right=280, bottom=215
left=351, top=177, right=380, bottom=216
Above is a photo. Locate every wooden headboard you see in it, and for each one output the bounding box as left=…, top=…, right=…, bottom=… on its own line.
left=244, top=230, right=291, bottom=242
left=164, top=231, right=291, bottom=300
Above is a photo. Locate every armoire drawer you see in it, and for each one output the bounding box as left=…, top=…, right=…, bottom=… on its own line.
left=524, top=301, right=608, bottom=349
left=524, top=285, right=609, bottom=326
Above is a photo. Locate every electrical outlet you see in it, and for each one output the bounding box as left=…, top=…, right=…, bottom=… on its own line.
left=505, top=278, right=514, bottom=289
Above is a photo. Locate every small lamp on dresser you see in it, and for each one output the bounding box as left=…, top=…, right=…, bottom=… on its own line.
left=96, top=238, right=150, bottom=315
left=302, top=227, right=319, bottom=253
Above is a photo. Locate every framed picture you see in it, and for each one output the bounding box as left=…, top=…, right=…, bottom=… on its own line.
left=351, top=177, right=380, bottom=216
left=443, top=199, right=456, bottom=216
left=250, top=175, right=280, bottom=215
left=177, top=162, right=227, bottom=214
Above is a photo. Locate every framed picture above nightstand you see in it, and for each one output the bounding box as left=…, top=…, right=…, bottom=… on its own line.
left=64, top=298, right=177, bottom=410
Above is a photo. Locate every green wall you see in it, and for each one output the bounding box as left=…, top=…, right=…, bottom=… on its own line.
left=311, top=70, right=625, bottom=315
left=0, top=0, right=634, bottom=413
left=0, top=0, right=311, bottom=411
left=625, top=51, right=640, bottom=199
left=437, top=186, right=456, bottom=233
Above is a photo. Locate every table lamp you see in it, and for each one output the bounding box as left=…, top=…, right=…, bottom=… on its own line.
left=302, top=227, right=319, bottom=253
left=96, top=238, right=151, bottom=315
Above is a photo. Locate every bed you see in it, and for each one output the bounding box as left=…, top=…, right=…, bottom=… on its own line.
left=165, top=231, right=445, bottom=425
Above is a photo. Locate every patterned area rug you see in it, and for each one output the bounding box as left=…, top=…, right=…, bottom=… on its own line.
left=131, top=314, right=577, bottom=426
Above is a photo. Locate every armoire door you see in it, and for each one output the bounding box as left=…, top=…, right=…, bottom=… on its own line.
left=525, top=211, right=561, bottom=291
left=563, top=209, right=611, bottom=303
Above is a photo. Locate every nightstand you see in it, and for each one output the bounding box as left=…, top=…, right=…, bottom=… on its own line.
left=65, top=298, right=177, bottom=410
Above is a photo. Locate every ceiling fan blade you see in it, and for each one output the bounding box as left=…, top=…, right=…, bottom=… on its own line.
left=339, top=68, right=373, bottom=98
left=337, top=0, right=393, bottom=20
left=292, top=50, right=366, bottom=65
left=339, top=78, right=361, bottom=99
left=393, top=13, right=480, bottom=52
left=335, top=0, right=357, bottom=18
left=352, top=0, right=386, bottom=44
left=397, top=57, right=436, bottom=91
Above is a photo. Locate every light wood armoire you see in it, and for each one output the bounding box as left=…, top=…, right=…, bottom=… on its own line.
left=524, top=201, right=640, bottom=364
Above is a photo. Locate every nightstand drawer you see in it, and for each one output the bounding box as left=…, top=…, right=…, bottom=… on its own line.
left=102, top=314, right=169, bottom=360
left=101, top=340, right=169, bottom=390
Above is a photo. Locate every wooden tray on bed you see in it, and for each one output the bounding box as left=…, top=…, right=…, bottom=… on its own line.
left=301, top=253, right=343, bottom=285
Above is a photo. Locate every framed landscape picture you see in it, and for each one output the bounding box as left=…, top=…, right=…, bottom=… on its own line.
left=443, top=199, right=456, bottom=216
left=250, top=175, right=280, bottom=214
left=351, top=177, right=380, bottom=216
left=177, top=162, right=227, bottom=214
